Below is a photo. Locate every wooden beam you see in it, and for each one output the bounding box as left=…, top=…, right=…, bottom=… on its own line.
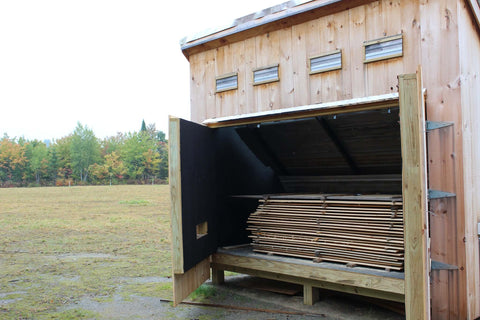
left=398, top=68, right=430, bottom=320
left=316, top=116, right=360, bottom=174
left=169, top=116, right=184, bottom=274
left=212, top=252, right=404, bottom=295
left=247, top=126, right=288, bottom=175
left=212, top=259, right=405, bottom=303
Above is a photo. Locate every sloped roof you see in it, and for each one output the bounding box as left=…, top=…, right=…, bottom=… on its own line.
left=180, top=0, right=376, bottom=59
left=180, top=0, right=480, bottom=59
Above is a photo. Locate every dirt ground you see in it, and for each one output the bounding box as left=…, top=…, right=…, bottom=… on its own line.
left=58, top=275, right=404, bottom=320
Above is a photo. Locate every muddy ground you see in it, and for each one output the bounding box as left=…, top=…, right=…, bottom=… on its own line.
left=58, top=275, right=404, bottom=320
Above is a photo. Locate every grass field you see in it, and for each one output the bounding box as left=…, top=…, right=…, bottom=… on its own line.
left=0, top=185, right=172, bottom=319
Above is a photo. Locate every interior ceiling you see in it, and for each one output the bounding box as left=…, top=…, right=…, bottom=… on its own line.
left=235, top=107, right=401, bottom=176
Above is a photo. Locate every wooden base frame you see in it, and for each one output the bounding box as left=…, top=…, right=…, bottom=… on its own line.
left=212, top=249, right=404, bottom=303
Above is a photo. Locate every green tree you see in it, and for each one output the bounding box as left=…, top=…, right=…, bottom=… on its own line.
left=53, top=136, right=73, bottom=183
left=120, top=131, right=159, bottom=181
left=70, top=123, right=101, bottom=182
left=140, top=119, right=147, bottom=132
left=144, top=123, right=168, bottom=180
left=25, top=140, right=49, bottom=184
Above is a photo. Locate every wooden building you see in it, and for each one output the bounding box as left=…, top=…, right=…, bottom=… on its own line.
left=169, top=1, right=480, bottom=319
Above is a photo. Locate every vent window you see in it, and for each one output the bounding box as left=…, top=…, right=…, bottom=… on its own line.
left=253, top=65, right=279, bottom=85
left=364, top=34, right=403, bottom=63
left=309, top=50, right=342, bottom=74
left=216, top=73, right=238, bottom=92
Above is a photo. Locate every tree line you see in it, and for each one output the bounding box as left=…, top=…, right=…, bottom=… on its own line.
left=0, top=121, right=168, bottom=187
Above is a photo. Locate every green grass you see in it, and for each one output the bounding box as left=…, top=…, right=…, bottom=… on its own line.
left=119, top=199, right=150, bottom=205
left=188, top=284, right=217, bottom=302
left=0, top=185, right=171, bottom=319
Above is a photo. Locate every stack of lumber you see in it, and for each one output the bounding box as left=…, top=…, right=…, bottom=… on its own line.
left=246, top=194, right=404, bottom=271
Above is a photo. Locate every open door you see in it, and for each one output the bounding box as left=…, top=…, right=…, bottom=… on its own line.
left=169, top=117, right=218, bottom=306
left=398, top=67, right=430, bottom=319
left=169, top=116, right=280, bottom=306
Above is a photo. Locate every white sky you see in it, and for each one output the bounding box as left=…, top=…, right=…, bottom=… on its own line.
left=0, top=0, right=281, bottom=141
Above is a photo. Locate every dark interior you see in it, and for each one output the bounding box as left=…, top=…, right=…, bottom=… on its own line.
left=178, top=107, right=402, bottom=271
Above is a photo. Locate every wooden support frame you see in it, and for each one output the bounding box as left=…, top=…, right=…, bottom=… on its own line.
left=212, top=252, right=405, bottom=303
left=398, top=68, right=430, bottom=319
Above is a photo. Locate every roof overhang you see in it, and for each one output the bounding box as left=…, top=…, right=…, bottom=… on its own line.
left=203, top=92, right=400, bottom=128
left=180, top=0, right=376, bottom=60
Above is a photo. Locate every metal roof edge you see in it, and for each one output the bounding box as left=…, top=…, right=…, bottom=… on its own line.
left=203, top=92, right=400, bottom=127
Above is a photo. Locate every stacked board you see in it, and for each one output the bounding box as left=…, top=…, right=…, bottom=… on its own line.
left=246, top=194, right=404, bottom=271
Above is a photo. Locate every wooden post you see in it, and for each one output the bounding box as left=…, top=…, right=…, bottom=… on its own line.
left=211, top=267, right=225, bottom=285
left=398, top=67, right=430, bottom=320
left=303, top=284, right=320, bottom=305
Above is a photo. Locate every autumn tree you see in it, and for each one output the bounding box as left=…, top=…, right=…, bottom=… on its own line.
left=0, top=136, right=27, bottom=184
left=89, top=151, right=126, bottom=185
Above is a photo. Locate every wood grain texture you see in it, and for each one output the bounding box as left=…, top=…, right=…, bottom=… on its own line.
left=212, top=252, right=404, bottom=295
left=458, top=1, right=480, bottom=317
left=213, top=261, right=404, bottom=302
left=168, top=117, right=184, bottom=274
left=398, top=69, right=430, bottom=320
left=420, top=0, right=467, bottom=318
left=173, top=257, right=210, bottom=306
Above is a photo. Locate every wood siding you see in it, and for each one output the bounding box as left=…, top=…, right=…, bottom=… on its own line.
left=459, top=1, right=480, bottom=318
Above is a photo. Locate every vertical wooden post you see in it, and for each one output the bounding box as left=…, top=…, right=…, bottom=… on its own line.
left=211, top=267, right=225, bottom=285
left=303, top=284, right=320, bottom=305
left=398, top=67, right=430, bottom=320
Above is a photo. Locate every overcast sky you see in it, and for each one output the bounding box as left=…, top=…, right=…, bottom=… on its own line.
left=0, top=0, right=281, bottom=141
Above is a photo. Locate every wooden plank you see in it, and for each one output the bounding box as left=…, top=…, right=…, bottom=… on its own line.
left=420, top=0, right=466, bottom=317
left=173, top=257, right=210, bottom=306
left=398, top=68, right=430, bottom=320
left=278, top=27, right=295, bottom=109
left=169, top=116, right=184, bottom=274
left=458, top=2, right=480, bottom=318
left=212, top=252, right=404, bottom=295
left=292, top=22, right=310, bottom=107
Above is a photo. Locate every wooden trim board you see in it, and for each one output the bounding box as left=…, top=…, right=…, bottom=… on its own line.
left=169, top=116, right=184, bottom=274
left=203, top=92, right=399, bottom=128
